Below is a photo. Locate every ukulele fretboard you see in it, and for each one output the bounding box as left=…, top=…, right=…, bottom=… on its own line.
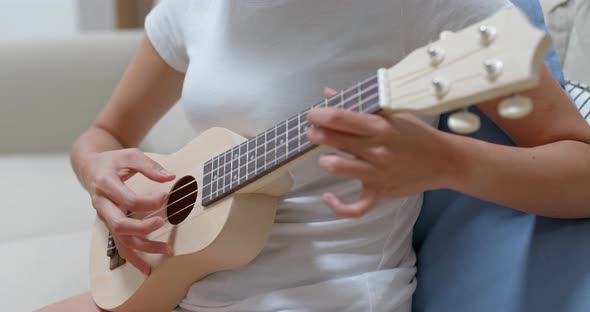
left=201, top=74, right=382, bottom=206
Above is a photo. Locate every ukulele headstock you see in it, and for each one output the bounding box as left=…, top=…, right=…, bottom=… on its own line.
left=378, top=7, right=551, bottom=133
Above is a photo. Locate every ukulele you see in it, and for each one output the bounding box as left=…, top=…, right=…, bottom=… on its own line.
left=90, top=7, right=550, bottom=312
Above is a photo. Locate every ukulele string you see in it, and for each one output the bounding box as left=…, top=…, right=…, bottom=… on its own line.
left=107, top=199, right=203, bottom=251
left=106, top=83, right=384, bottom=246
left=387, top=45, right=483, bottom=89
left=124, top=179, right=197, bottom=219
left=107, top=186, right=199, bottom=240
left=107, top=64, right=483, bottom=243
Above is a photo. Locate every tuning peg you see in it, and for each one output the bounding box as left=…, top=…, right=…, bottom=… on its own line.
left=498, top=94, right=533, bottom=119
left=427, top=46, right=445, bottom=66
left=439, top=30, right=454, bottom=40
left=431, top=77, right=450, bottom=98
left=478, top=25, right=497, bottom=46
left=447, top=110, right=481, bottom=134
left=484, top=59, right=503, bottom=80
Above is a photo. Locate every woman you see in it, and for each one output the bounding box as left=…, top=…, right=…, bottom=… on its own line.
left=41, top=0, right=590, bottom=311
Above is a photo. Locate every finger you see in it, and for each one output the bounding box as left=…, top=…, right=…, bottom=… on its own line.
left=119, top=149, right=176, bottom=183
left=307, top=126, right=375, bottom=160
left=96, top=197, right=165, bottom=236
left=319, top=153, right=375, bottom=181
left=119, top=236, right=173, bottom=256
left=96, top=175, right=168, bottom=212
left=324, top=87, right=338, bottom=98
left=111, top=216, right=165, bottom=237
left=307, top=107, right=389, bottom=136
left=115, top=240, right=152, bottom=275
left=323, top=188, right=379, bottom=218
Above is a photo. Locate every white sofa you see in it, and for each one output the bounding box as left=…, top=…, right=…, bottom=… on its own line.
left=0, top=31, right=194, bottom=312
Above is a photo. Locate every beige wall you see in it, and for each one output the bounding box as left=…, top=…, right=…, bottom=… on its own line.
left=0, top=0, right=78, bottom=38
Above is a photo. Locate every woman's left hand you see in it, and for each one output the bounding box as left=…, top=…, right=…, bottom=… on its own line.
left=306, top=88, right=460, bottom=217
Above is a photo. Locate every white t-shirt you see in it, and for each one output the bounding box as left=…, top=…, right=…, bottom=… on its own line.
left=145, top=1, right=510, bottom=311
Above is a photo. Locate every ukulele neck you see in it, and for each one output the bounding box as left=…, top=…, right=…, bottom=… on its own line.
left=201, top=74, right=382, bottom=206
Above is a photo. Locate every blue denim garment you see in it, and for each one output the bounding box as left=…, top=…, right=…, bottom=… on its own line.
left=413, top=1, right=590, bottom=311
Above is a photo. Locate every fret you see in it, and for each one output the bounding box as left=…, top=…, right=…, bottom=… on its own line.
left=223, top=171, right=231, bottom=194
left=247, top=139, right=256, bottom=179
left=203, top=160, right=213, bottom=189
left=203, top=160, right=212, bottom=175
left=357, top=81, right=363, bottom=112
left=230, top=147, right=239, bottom=189
left=203, top=170, right=212, bottom=202
left=202, top=74, right=380, bottom=206
left=354, top=76, right=380, bottom=114
left=363, top=90, right=381, bottom=113
left=274, top=125, right=279, bottom=167
left=341, top=87, right=357, bottom=110
left=238, top=143, right=248, bottom=184
left=219, top=152, right=229, bottom=194
left=327, top=92, right=341, bottom=107
left=219, top=152, right=227, bottom=193
left=298, top=111, right=310, bottom=149
left=360, top=74, right=378, bottom=89
left=301, top=126, right=313, bottom=151
left=276, top=121, right=287, bottom=164
left=265, top=126, right=277, bottom=168
left=225, top=150, right=233, bottom=192
left=287, top=116, right=299, bottom=156
left=212, top=156, right=220, bottom=197
left=256, top=133, right=266, bottom=173
left=297, top=112, right=302, bottom=152
left=203, top=182, right=211, bottom=203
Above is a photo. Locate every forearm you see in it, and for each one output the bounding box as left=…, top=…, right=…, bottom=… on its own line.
left=70, top=36, right=184, bottom=190
left=447, top=135, right=590, bottom=218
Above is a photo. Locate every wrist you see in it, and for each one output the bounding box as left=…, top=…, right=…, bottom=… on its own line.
left=74, top=151, right=101, bottom=191
left=437, top=131, right=476, bottom=192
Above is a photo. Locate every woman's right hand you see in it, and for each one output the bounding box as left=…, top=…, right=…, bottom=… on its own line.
left=81, top=148, right=176, bottom=275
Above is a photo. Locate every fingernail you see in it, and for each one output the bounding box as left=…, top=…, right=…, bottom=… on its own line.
left=323, top=193, right=336, bottom=204
left=159, top=169, right=174, bottom=176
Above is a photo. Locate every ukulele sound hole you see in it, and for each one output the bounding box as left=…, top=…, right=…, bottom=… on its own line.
left=166, top=176, right=198, bottom=225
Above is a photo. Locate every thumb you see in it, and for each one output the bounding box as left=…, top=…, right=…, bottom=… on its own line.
left=124, top=153, right=176, bottom=183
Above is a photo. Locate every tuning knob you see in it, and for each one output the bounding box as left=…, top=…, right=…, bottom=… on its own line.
left=427, top=46, right=445, bottom=66
left=498, top=94, right=533, bottom=119
left=478, top=25, right=497, bottom=46
left=447, top=110, right=481, bottom=134
left=439, top=30, right=454, bottom=40
left=431, top=77, right=450, bottom=98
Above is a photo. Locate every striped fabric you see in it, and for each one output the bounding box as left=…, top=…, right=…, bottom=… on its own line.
left=566, top=80, right=590, bottom=123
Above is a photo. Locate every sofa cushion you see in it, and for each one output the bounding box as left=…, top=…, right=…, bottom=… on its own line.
left=0, top=154, right=94, bottom=242
left=0, top=154, right=95, bottom=310
left=0, top=230, right=91, bottom=311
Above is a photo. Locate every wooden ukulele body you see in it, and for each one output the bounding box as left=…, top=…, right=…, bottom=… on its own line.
left=89, top=127, right=293, bottom=312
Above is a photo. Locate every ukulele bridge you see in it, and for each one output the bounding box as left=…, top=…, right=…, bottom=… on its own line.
left=107, top=234, right=126, bottom=270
